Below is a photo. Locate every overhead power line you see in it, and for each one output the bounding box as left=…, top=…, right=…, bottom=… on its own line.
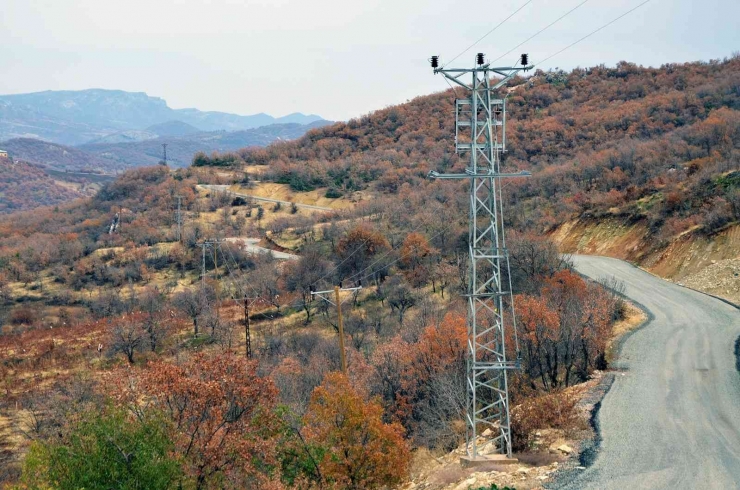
left=490, top=0, right=591, bottom=65
left=539, top=0, right=653, bottom=65
left=442, top=0, right=533, bottom=68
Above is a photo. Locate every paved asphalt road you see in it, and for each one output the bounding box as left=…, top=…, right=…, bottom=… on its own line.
left=199, top=184, right=333, bottom=211
left=559, top=255, right=740, bottom=489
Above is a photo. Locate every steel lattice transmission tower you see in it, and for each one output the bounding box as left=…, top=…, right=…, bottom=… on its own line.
left=429, top=53, right=532, bottom=460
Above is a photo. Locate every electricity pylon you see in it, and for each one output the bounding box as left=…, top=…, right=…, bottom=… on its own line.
left=429, top=53, right=532, bottom=460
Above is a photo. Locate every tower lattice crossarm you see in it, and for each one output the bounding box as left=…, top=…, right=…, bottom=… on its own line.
left=429, top=55, right=533, bottom=459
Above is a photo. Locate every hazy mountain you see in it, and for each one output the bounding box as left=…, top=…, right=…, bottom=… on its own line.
left=85, top=130, right=159, bottom=145
left=145, top=120, right=201, bottom=137
left=79, top=120, right=334, bottom=169
left=0, top=89, right=325, bottom=145
left=1, top=120, right=333, bottom=173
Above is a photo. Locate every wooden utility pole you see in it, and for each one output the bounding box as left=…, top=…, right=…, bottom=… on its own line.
left=199, top=242, right=207, bottom=294
left=311, top=284, right=362, bottom=375
left=334, top=285, right=347, bottom=374
left=213, top=245, right=219, bottom=317
left=175, top=195, right=183, bottom=242
left=244, top=295, right=253, bottom=358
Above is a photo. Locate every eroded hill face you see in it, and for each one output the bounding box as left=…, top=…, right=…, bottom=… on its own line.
left=553, top=216, right=740, bottom=304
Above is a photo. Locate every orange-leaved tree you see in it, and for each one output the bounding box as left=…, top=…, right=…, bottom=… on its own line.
left=514, top=294, right=560, bottom=390
left=399, top=232, right=436, bottom=287
left=335, top=224, right=390, bottom=280
left=303, top=372, right=410, bottom=489
left=128, top=352, right=282, bottom=489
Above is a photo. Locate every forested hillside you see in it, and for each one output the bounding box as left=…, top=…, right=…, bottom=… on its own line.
left=0, top=57, right=737, bottom=488
left=0, top=158, right=84, bottom=214
left=247, top=57, right=740, bottom=240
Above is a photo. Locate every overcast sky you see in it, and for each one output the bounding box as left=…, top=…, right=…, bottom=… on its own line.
left=1, top=0, right=738, bottom=121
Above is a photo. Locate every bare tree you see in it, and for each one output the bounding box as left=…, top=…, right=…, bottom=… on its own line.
left=385, top=277, right=417, bottom=325
left=139, top=287, right=167, bottom=352
left=173, top=287, right=211, bottom=337
left=344, top=314, right=371, bottom=351
left=108, top=318, right=144, bottom=364
left=283, top=246, right=332, bottom=324
left=251, top=256, right=282, bottom=313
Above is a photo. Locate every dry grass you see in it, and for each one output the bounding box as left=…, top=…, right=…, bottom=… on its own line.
left=230, top=182, right=362, bottom=210
left=606, top=301, right=647, bottom=363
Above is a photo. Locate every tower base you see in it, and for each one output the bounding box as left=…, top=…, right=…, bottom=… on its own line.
left=460, top=454, right=519, bottom=468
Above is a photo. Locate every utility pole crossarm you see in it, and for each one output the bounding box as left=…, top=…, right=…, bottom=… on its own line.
left=434, top=65, right=534, bottom=91
left=429, top=170, right=531, bottom=179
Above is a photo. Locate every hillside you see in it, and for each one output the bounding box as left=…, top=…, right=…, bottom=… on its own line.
left=1, top=120, right=333, bottom=174
left=0, top=158, right=84, bottom=214
left=0, top=89, right=325, bottom=145
left=242, top=57, right=740, bottom=255
left=0, top=138, right=117, bottom=173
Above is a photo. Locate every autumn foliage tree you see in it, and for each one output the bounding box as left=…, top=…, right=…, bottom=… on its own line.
left=514, top=269, right=615, bottom=390
left=399, top=232, right=437, bottom=287
left=122, top=352, right=282, bottom=489
left=303, top=372, right=410, bottom=489
left=335, top=225, right=391, bottom=281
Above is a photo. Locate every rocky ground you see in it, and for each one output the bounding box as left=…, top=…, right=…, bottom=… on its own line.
left=674, top=258, right=740, bottom=305
left=405, top=373, right=612, bottom=490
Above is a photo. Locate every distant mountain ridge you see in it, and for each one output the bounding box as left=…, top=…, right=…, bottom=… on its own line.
left=0, top=89, right=324, bottom=145
left=2, top=120, right=333, bottom=173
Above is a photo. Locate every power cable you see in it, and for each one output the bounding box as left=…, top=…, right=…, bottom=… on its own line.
left=442, top=0, right=533, bottom=68
left=538, top=0, right=653, bottom=66
left=490, top=0, right=590, bottom=65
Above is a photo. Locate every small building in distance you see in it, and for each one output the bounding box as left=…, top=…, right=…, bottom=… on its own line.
left=0, top=150, right=8, bottom=159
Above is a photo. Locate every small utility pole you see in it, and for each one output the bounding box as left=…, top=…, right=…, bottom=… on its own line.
left=212, top=243, right=219, bottom=318
left=199, top=242, right=207, bottom=294
left=244, top=295, right=257, bottom=358
left=162, top=143, right=168, bottom=165
left=175, top=195, right=183, bottom=242
left=334, top=286, right=346, bottom=373
left=311, top=284, right=362, bottom=374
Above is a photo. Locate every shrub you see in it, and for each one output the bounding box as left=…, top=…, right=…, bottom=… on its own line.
left=19, top=407, right=181, bottom=490
left=510, top=391, right=585, bottom=451
left=325, top=187, right=343, bottom=198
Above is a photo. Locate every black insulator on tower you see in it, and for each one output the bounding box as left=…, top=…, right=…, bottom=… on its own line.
left=431, top=55, right=439, bottom=68
left=477, top=52, right=485, bottom=65
left=521, top=53, right=529, bottom=66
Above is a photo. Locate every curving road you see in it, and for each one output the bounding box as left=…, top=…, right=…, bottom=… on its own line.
left=559, top=255, right=740, bottom=489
